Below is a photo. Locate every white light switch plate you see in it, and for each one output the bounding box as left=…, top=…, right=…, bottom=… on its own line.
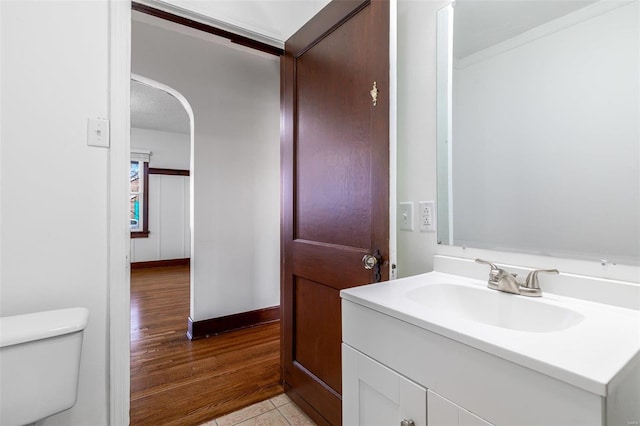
left=87, top=117, right=110, bottom=148
left=419, top=201, right=436, bottom=232
left=399, top=202, right=414, bottom=231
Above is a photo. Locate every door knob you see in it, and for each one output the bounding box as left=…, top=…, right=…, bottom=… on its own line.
left=362, top=249, right=383, bottom=282
left=401, top=420, right=415, bottom=426
left=362, top=254, right=378, bottom=270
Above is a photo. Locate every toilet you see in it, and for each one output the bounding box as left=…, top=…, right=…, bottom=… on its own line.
left=0, top=307, right=89, bottom=426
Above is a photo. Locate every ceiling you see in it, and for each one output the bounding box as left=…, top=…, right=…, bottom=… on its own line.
left=137, top=0, right=331, bottom=46
left=131, top=80, right=190, bottom=134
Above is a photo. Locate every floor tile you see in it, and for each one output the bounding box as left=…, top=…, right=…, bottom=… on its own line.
left=199, top=420, right=218, bottom=426
left=216, top=400, right=276, bottom=426
left=236, top=409, right=290, bottom=426
left=270, top=393, right=292, bottom=408
left=278, top=402, right=316, bottom=426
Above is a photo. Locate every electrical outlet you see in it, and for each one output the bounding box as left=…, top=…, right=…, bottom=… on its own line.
left=399, top=202, right=414, bottom=231
left=419, top=201, right=436, bottom=232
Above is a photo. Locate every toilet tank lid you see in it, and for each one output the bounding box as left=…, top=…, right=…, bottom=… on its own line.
left=0, top=307, right=89, bottom=348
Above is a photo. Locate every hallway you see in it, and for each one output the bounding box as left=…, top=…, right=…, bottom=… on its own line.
left=130, top=265, right=282, bottom=425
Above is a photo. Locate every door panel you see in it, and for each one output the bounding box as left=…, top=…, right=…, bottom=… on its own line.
left=291, top=241, right=373, bottom=288
left=295, top=4, right=372, bottom=249
left=295, top=278, right=342, bottom=392
left=282, top=0, right=389, bottom=424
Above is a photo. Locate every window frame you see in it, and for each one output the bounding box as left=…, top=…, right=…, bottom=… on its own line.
left=130, top=160, right=150, bottom=238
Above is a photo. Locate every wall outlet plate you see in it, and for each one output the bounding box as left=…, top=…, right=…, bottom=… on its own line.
left=399, top=202, right=414, bottom=231
left=419, top=201, right=436, bottom=232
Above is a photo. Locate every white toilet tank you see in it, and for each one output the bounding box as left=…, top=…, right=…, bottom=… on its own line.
left=0, top=307, right=89, bottom=426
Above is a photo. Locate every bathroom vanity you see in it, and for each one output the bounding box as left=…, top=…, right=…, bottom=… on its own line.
left=341, top=256, right=640, bottom=426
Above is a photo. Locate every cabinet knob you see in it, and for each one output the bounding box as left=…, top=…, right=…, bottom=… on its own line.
left=401, top=420, right=415, bottom=426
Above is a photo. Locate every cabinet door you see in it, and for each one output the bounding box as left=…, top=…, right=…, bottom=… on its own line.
left=427, top=390, right=458, bottom=426
left=428, top=390, right=493, bottom=426
left=459, top=409, right=492, bottom=426
left=343, top=344, right=427, bottom=426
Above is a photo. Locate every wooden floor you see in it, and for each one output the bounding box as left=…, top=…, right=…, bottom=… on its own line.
left=130, top=265, right=283, bottom=426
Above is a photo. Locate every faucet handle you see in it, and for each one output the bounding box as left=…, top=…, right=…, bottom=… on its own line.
left=475, top=259, right=502, bottom=288
left=475, top=259, right=498, bottom=270
left=521, top=269, right=559, bottom=297
left=525, top=269, right=559, bottom=288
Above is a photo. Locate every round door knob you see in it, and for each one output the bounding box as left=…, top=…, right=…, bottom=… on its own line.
left=401, top=420, right=415, bottom=426
left=362, top=254, right=378, bottom=270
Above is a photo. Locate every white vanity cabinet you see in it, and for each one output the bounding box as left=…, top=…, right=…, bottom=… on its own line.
left=341, top=298, right=607, bottom=426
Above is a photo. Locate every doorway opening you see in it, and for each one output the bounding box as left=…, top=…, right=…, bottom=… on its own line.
left=128, top=2, right=284, bottom=419
left=128, top=75, right=283, bottom=424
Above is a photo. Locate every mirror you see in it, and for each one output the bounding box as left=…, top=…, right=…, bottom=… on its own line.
left=436, top=0, right=639, bottom=266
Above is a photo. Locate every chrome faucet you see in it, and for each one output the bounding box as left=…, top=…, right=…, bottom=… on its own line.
left=475, top=259, right=521, bottom=294
left=475, top=259, right=559, bottom=297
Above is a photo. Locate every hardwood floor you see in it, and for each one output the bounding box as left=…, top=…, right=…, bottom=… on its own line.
left=130, top=265, right=283, bottom=426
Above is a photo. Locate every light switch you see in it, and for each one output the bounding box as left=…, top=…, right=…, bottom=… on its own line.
left=419, top=201, right=436, bottom=232
left=87, top=117, right=110, bottom=148
left=399, top=202, right=414, bottom=231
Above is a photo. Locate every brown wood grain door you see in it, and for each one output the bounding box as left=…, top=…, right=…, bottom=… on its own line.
left=281, top=1, right=390, bottom=425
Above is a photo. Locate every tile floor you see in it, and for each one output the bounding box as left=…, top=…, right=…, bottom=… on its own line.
left=200, top=393, right=317, bottom=426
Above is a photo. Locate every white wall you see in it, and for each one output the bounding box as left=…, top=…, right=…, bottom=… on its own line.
left=396, top=0, right=446, bottom=277
left=131, top=127, right=190, bottom=169
left=130, top=128, right=191, bottom=262
left=1, top=2, right=110, bottom=424
left=452, top=3, right=639, bottom=263
left=131, top=16, right=281, bottom=321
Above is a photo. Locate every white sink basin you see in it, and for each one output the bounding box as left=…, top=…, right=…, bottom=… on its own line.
left=406, top=283, right=584, bottom=332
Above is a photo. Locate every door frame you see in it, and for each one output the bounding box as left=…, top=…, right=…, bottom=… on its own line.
left=107, top=2, right=398, bottom=425
left=109, top=2, right=132, bottom=425
left=389, top=0, right=398, bottom=280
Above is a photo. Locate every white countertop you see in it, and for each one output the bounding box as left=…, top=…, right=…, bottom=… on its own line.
left=341, top=271, right=640, bottom=396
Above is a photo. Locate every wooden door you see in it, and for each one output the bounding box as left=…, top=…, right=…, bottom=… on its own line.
left=281, top=1, right=390, bottom=424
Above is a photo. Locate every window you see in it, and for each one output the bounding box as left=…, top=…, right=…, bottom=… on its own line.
left=130, top=161, right=142, bottom=229
left=130, top=153, right=150, bottom=238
